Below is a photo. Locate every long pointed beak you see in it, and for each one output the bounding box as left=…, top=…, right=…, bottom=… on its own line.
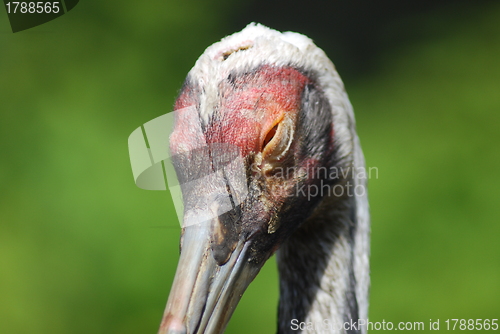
left=158, top=218, right=261, bottom=334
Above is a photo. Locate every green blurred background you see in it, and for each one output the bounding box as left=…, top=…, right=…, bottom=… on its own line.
left=1, top=1, right=499, bottom=333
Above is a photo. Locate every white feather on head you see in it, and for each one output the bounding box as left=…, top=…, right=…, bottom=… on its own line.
left=186, top=23, right=356, bottom=162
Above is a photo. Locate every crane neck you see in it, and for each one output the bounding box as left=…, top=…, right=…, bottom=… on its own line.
left=276, top=154, right=370, bottom=334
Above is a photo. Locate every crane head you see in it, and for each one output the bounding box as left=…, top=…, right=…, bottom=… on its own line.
left=158, top=23, right=355, bottom=334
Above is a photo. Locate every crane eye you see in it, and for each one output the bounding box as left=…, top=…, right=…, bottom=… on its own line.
left=262, top=124, right=278, bottom=150
left=262, top=117, right=294, bottom=162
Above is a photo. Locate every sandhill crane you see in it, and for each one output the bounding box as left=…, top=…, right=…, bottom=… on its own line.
left=152, top=23, right=370, bottom=334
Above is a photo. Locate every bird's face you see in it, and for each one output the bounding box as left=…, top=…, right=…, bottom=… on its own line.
left=159, top=63, right=338, bottom=334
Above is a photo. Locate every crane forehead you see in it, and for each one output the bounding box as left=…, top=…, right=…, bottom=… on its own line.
left=219, top=65, right=310, bottom=112
left=173, top=65, right=311, bottom=157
